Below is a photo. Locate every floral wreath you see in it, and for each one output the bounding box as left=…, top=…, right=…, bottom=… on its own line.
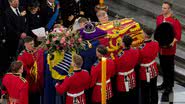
left=45, top=25, right=86, bottom=55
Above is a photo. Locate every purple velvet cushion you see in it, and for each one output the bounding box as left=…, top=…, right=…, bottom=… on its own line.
left=79, top=27, right=107, bottom=40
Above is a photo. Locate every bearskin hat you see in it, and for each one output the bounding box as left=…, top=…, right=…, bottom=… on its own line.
left=154, top=22, right=175, bottom=47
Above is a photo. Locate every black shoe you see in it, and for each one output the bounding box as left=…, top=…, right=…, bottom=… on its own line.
left=163, top=87, right=173, bottom=95
left=157, top=84, right=166, bottom=90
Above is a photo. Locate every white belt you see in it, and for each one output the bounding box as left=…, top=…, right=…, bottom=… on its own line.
left=140, top=60, right=155, bottom=67
left=96, top=79, right=111, bottom=86
left=67, top=90, right=84, bottom=98
left=118, top=69, right=134, bottom=92
left=141, top=60, right=156, bottom=83
left=118, top=69, right=134, bottom=76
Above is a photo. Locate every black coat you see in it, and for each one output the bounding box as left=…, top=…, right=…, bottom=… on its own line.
left=5, top=6, right=28, bottom=57
left=40, top=1, right=60, bottom=30
left=60, top=0, right=80, bottom=27
left=5, top=7, right=27, bottom=40
left=0, top=9, right=3, bottom=32
left=80, top=0, right=99, bottom=22
left=26, top=10, right=41, bottom=38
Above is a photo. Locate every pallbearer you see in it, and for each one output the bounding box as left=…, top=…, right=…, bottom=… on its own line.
left=139, top=29, right=159, bottom=104
left=114, top=35, right=139, bottom=104
left=55, top=54, right=91, bottom=104
left=90, top=45, right=115, bottom=104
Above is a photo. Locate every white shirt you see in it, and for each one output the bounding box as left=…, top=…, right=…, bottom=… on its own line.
left=75, top=0, right=79, bottom=3
left=47, top=0, right=53, bottom=6
left=10, top=6, right=20, bottom=16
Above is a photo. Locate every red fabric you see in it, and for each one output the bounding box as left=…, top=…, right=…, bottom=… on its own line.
left=90, top=59, right=115, bottom=103
left=2, top=73, right=28, bottom=104
left=139, top=41, right=159, bottom=80
left=97, top=20, right=143, bottom=57
left=114, top=48, right=139, bottom=92
left=35, top=49, right=45, bottom=94
left=17, top=49, right=44, bottom=93
left=55, top=70, right=90, bottom=104
left=156, top=15, right=182, bottom=55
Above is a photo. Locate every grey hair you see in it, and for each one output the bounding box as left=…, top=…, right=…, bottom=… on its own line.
left=8, top=0, right=14, bottom=3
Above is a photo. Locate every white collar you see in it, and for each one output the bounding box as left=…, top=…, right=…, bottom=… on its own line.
left=10, top=6, right=20, bottom=16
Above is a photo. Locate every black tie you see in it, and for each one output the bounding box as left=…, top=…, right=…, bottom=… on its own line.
left=16, top=8, right=20, bottom=16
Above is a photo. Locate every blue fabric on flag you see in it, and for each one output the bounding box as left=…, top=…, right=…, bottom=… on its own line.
left=43, top=51, right=65, bottom=104
left=43, top=51, right=56, bottom=104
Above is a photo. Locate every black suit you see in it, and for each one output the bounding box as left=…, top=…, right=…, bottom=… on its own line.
left=60, top=0, right=80, bottom=27
left=26, top=10, right=42, bottom=46
left=0, top=7, right=3, bottom=32
left=27, top=11, right=41, bottom=37
left=5, top=6, right=27, bottom=59
left=80, top=0, right=99, bottom=22
left=40, top=1, right=60, bottom=31
left=0, top=2, right=10, bottom=75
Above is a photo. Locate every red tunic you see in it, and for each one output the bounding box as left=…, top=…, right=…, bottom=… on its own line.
left=139, top=40, right=159, bottom=81
left=2, top=73, right=28, bottom=104
left=156, top=15, right=182, bottom=55
left=114, top=48, right=139, bottom=92
left=90, top=59, right=115, bottom=103
left=17, top=49, right=44, bottom=93
left=55, top=70, right=90, bottom=104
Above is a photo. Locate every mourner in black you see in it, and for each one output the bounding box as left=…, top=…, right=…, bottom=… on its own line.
left=59, top=0, right=82, bottom=27
left=80, top=0, right=99, bottom=22
left=40, top=0, right=60, bottom=31
left=27, top=1, right=42, bottom=46
left=5, top=0, right=28, bottom=60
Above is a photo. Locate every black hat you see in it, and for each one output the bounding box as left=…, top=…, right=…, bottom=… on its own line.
left=29, top=0, right=40, bottom=8
left=154, top=22, right=175, bottom=47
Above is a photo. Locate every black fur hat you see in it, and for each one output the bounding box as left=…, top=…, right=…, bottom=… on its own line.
left=29, top=0, right=40, bottom=8
left=154, top=22, right=175, bottom=47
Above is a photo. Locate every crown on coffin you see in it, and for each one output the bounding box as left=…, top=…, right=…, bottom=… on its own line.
left=83, top=22, right=96, bottom=34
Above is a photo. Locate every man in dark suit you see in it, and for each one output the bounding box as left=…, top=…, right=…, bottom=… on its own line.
left=40, top=0, right=60, bottom=31
left=0, top=4, right=9, bottom=77
left=80, top=0, right=99, bottom=22
left=5, top=0, right=27, bottom=61
left=60, top=0, right=82, bottom=27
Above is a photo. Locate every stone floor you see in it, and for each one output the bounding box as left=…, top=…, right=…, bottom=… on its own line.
left=158, top=76, right=185, bottom=104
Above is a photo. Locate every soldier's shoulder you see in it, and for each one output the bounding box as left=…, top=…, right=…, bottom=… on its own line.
left=6, top=73, right=12, bottom=75
left=170, top=14, right=176, bottom=18
left=93, top=60, right=99, bottom=66
left=171, top=14, right=180, bottom=21
left=117, top=51, right=124, bottom=57
left=3, top=73, right=12, bottom=79
left=19, top=50, right=26, bottom=56
left=20, top=77, right=27, bottom=83
left=138, top=43, right=145, bottom=49
left=131, top=47, right=138, bottom=50
left=68, top=72, right=74, bottom=77
left=157, top=14, right=163, bottom=18
left=82, top=70, right=88, bottom=73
